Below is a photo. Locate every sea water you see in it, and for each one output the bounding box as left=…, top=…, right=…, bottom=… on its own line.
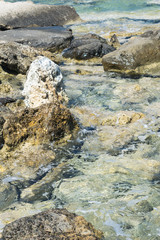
left=1, top=0, right=160, bottom=239
left=7, top=0, right=160, bottom=36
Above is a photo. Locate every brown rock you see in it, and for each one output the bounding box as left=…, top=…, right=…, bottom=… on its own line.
left=2, top=209, right=104, bottom=240
left=3, top=103, right=78, bottom=149
left=102, top=29, right=160, bottom=76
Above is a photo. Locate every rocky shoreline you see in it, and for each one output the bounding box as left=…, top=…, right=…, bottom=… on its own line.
left=0, top=1, right=160, bottom=239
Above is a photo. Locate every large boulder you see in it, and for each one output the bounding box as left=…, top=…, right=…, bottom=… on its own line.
left=102, top=29, right=160, bottom=76
left=0, top=42, right=56, bottom=74
left=0, top=26, right=73, bottom=52
left=2, top=209, right=104, bottom=240
left=63, top=33, right=115, bottom=60
left=22, top=56, right=66, bottom=108
left=0, top=2, right=81, bottom=30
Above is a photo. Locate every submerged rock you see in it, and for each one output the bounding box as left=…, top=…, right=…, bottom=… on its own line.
left=0, top=26, right=73, bottom=52
left=101, top=111, right=145, bottom=126
left=3, top=103, right=78, bottom=149
left=23, top=56, right=66, bottom=108
left=21, top=162, right=70, bottom=202
left=130, top=200, right=153, bottom=213
left=2, top=209, right=104, bottom=240
left=102, top=29, right=160, bottom=76
left=63, top=33, right=115, bottom=60
left=0, top=2, right=81, bottom=30
left=0, top=42, right=56, bottom=74
left=0, top=182, right=17, bottom=211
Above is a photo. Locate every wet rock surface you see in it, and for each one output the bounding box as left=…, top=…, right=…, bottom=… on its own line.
left=3, top=103, right=78, bottom=149
left=0, top=2, right=81, bottom=30
left=0, top=27, right=73, bottom=52
left=2, top=209, right=104, bottom=240
left=102, top=29, right=160, bottom=76
left=63, top=33, right=115, bottom=60
left=0, top=42, right=57, bottom=74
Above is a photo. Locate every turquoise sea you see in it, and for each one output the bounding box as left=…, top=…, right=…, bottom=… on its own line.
left=7, top=0, right=160, bottom=37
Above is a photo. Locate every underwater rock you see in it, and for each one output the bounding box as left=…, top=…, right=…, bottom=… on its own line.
left=3, top=103, right=78, bottom=149
left=0, top=182, right=17, bottom=211
left=21, top=162, right=68, bottom=202
left=101, top=111, right=145, bottom=126
left=0, top=143, right=56, bottom=183
left=102, top=29, right=160, bottom=76
left=63, top=33, right=115, bottom=60
left=23, top=56, right=66, bottom=108
left=0, top=2, right=81, bottom=30
left=0, top=42, right=56, bottom=74
left=2, top=209, right=104, bottom=240
left=131, top=200, right=153, bottom=213
left=0, top=27, right=73, bottom=52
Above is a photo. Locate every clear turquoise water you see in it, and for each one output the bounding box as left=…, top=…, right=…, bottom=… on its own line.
left=7, top=0, right=160, bottom=12
left=7, top=0, right=160, bottom=37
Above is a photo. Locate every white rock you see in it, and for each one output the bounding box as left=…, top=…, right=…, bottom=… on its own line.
left=23, top=56, right=64, bottom=108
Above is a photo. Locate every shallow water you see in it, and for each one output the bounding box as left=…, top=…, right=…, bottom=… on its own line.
left=1, top=63, right=160, bottom=239
left=1, top=0, right=160, bottom=239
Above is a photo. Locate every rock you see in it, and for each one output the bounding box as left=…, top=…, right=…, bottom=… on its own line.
left=0, top=117, right=5, bottom=149
left=22, top=56, right=66, bottom=108
left=0, top=26, right=73, bottom=52
left=2, top=209, right=104, bottom=240
left=0, top=2, right=81, bottom=30
left=20, top=162, right=68, bottom=202
left=0, top=97, right=16, bottom=106
left=0, top=182, right=17, bottom=211
left=0, top=42, right=57, bottom=74
left=101, top=111, right=145, bottom=126
left=102, top=29, right=160, bottom=76
left=110, top=34, right=121, bottom=49
left=0, top=143, right=56, bottom=184
left=3, top=103, right=78, bottom=149
left=132, top=200, right=153, bottom=213
left=63, top=33, right=115, bottom=60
